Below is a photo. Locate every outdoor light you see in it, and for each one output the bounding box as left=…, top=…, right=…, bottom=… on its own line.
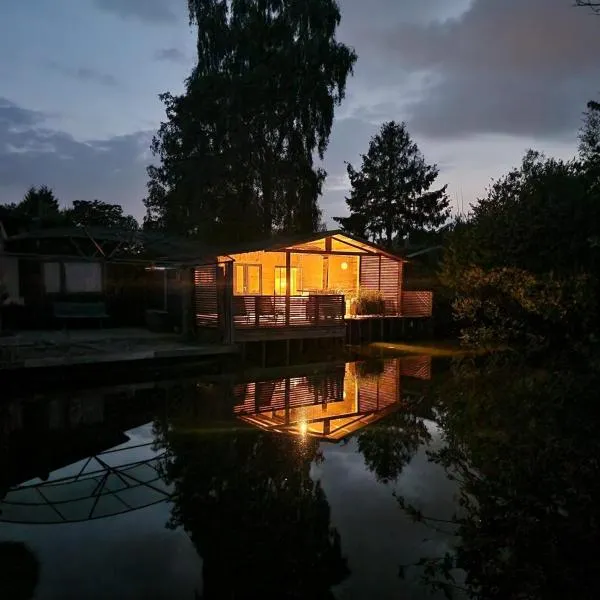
left=341, top=261, right=348, bottom=270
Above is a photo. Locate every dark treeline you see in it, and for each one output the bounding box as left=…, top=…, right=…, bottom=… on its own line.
left=0, top=186, right=139, bottom=236
left=440, top=100, right=600, bottom=359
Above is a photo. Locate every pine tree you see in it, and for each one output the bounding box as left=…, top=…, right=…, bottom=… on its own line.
left=334, top=121, right=449, bottom=248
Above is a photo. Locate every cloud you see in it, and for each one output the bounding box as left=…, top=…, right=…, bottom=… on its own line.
left=154, top=47, right=188, bottom=65
left=47, top=62, right=118, bottom=87
left=92, top=0, right=179, bottom=24
left=368, top=0, right=600, bottom=139
left=0, top=98, right=150, bottom=219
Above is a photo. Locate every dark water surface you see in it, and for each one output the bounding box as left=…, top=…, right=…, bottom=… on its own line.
left=1, top=355, right=599, bottom=599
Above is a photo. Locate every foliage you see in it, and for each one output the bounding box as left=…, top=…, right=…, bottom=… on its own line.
left=579, top=100, right=600, bottom=164
left=153, top=383, right=349, bottom=599
left=334, top=121, right=449, bottom=248
left=145, top=0, right=357, bottom=243
left=357, top=410, right=431, bottom=484
left=441, top=144, right=600, bottom=355
left=2, top=186, right=62, bottom=229
left=397, top=356, right=600, bottom=599
left=0, top=187, right=138, bottom=234
left=354, top=288, right=385, bottom=315
left=63, top=199, right=138, bottom=230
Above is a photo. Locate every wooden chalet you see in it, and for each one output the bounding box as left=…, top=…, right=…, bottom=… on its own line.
left=193, top=230, right=433, bottom=344
left=233, top=356, right=432, bottom=441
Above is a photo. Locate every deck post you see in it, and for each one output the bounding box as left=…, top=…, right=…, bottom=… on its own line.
left=181, top=267, right=194, bottom=340
left=285, top=251, right=291, bottom=326
left=222, top=261, right=234, bottom=344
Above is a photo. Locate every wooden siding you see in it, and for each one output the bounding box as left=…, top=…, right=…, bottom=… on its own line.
left=401, top=291, right=433, bottom=317
left=359, top=255, right=403, bottom=314
left=194, top=265, right=218, bottom=325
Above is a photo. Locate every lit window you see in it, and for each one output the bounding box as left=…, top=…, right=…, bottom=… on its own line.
left=234, top=264, right=261, bottom=295
left=275, top=267, right=301, bottom=295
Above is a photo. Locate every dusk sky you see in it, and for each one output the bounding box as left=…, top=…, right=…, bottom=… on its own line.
left=1, top=0, right=599, bottom=225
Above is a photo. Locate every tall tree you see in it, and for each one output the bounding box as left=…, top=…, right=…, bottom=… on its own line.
left=145, top=0, right=356, bottom=242
left=64, top=200, right=138, bottom=230
left=334, top=121, right=449, bottom=249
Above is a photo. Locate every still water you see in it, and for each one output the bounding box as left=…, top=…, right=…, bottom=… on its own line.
left=1, top=355, right=598, bottom=599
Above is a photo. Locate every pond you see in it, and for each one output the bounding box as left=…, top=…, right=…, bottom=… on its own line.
left=1, top=354, right=599, bottom=599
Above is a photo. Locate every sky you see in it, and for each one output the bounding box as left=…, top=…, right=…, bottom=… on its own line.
left=1, top=0, right=599, bottom=225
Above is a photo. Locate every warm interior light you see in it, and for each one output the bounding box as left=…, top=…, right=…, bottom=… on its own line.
left=341, top=262, right=348, bottom=270
left=299, top=421, right=308, bottom=435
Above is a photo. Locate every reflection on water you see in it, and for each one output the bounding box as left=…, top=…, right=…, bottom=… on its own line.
left=233, top=356, right=431, bottom=441
left=0, top=356, right=438, bottom=599
left=2, top=355, right=598, bottom=599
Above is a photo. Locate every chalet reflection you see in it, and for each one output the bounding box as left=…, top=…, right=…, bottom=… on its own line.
left=233, top=356, right=432, bottom=441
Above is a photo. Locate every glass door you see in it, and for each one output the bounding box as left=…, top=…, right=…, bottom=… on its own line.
left=234, top=264, right=262, bottom=295
left=275, top=267, right=301, bottom=295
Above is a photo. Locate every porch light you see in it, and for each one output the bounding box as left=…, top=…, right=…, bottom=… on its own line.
left=341, top=262, right=348, bottom=270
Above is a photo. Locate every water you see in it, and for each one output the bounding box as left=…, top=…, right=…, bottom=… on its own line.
left=1, top=355, right=599, bottom=599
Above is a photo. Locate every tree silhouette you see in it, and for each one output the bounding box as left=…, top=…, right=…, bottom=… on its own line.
left=397, top=357, right=600, bottom=599
left=334, top=121, right=449, bottom=248
left=145, top=0, right=356, bottom=242
left=357, top=410, right=432, bottom=484
left=63, top=199, right=138, bottom=230
left=154, top=382, right=349, bottom=599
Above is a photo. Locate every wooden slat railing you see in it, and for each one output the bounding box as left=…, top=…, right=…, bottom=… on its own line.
left=233, top=294, right=344, bottom=329
left=401, top=291, right=433, bottom=317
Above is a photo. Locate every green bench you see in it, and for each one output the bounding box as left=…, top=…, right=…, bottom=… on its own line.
left=53, top=301, right=108, bottom=326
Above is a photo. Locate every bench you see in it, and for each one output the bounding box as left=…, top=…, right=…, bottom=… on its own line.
left=53, top=301, right=108, bottom=327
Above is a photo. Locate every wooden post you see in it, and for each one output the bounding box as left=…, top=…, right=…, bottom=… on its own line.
left=181, top=267, right=194, bottom=340
left=285, top=251, right=291, bottom=326
left=222, top=262, right=234, bottom=344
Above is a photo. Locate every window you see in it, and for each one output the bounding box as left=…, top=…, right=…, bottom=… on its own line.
left=234, top=264, right=261, bottom=295
left=43, top=262, right=61, bottom=293
left=64, top=262, right=102, bottom=293
left=275, top=267, right=301, bottom=295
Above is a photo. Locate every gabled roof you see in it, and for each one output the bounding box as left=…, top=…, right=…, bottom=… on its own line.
left=216, top=230, right=407, bottom=261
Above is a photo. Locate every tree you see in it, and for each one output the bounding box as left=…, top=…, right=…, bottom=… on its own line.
left=441, top=144, right=600, bottom=354
left=579, top=100, right=600, bottom=165
left=153, top=381, right=349, bottom=599
left=64, top=200, right=138, bottom=230
left=145, top=0, right=357, bottom=243
left=15, top=186, right=61, bottom=224
left=334, top=121, right=449, bottom=249
left=397, top=358, right=600, bottom=599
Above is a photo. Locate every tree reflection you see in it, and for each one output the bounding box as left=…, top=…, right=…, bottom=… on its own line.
left=397, top=357, right=600, bottom=599
left=154, top=382, right=349, bottom=599
left=357, top=410, right=432, bottom=483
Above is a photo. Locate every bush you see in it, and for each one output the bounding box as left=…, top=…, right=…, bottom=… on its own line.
left=354, top=289, right=385, bottom=315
